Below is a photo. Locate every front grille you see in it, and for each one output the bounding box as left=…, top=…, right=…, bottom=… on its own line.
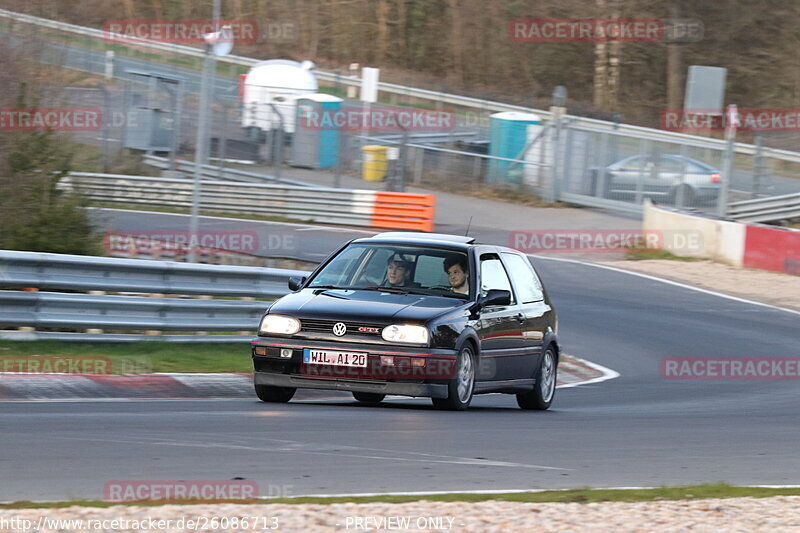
left=301, top=319, right=384, bottom=336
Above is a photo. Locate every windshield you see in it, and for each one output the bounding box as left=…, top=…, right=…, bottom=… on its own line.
left=308, top=244, right=470, bottom=298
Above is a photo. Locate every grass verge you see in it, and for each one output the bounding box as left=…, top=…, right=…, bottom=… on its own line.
left=625, top=248, right=704, bottom=261
left=3, top=484, right=800, bottom=509
left=0, top=341, right=251, bottom=374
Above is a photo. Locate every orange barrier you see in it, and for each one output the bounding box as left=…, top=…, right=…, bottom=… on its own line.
left=371, top=192, right=436, bottom=232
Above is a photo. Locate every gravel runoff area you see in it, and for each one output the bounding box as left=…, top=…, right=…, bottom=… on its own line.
left=2, top=498, right=800, bottom=532
left=599, top=259, right=800, bottom=312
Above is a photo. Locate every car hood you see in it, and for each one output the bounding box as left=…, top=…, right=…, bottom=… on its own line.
left=268, top=288, right=464, bottom=323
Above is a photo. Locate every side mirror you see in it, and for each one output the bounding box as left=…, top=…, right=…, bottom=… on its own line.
left=288, top=276, right=307, bottom=291
left=474, top=289, right=511, bottom=310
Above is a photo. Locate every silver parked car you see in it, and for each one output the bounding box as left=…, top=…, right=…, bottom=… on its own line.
left=589, top=154, right=721, bottom=205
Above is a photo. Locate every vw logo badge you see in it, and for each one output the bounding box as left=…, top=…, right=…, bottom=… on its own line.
left=332, top=322, right=347, bottom=336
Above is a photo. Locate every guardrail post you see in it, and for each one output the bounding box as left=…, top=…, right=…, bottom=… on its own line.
left=634, top=138, right=649, bottom=206
left=86, top=291, right=106, bottom=334
left=753, top=133, right=766, bottom=198
left=717, top=106, right=739, bottom=218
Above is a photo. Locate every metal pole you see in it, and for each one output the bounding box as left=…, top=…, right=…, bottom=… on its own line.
left=717, top=105, right=738, bottom=218
left=269, top=103, right=284, bottom=181
left=551, top=118, right=563, bottom=202
left=98, top=82, right=110, bottom=173
left=753, top=133, right=765, bottom=198
left=717, top=130, right=736, bottom=217
left=170, top=80, right=184, bottom=172
left=334, top=126, right=343, bottom=188
left=677, top=142, right=689, bottom=208
left=188, top=0, right=220, bottom=263
left=218, top=100, right=229, bottom=179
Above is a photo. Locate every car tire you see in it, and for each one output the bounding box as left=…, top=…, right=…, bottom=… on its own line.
left=255, top=384, right=296, bottom=403
left=352, top=392, right=385, bottom=403
left=431, top=345, right=475, bottom=411
left=517, top=346, right=557, bottom=410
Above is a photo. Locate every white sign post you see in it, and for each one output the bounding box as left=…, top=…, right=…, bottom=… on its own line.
left=359, top=67, right=380, bottom=175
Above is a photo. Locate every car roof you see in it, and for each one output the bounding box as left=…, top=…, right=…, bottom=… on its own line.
left=355, top=232, right=475, bottom=248
left=352, top=233, right=526, bottom=256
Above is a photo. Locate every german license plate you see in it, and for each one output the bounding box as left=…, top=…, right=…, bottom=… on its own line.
left=303, top=349, right=368, bottom=368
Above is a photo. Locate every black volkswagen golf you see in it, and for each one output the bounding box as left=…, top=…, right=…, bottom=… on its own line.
left=251, top=232, right=559, bottom=411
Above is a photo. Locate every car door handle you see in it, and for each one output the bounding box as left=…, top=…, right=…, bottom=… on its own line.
left=515, top=312, right=525, bottom=323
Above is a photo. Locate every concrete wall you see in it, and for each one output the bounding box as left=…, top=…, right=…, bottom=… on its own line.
left=643, top=200, right=800, bottom=273
left=743, top=224, right=800, bottom=274
left=643, top=200, right=742, bottom=264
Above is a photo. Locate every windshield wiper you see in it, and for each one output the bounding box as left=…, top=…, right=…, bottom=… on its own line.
left=361, top=286, right=412, bottom=294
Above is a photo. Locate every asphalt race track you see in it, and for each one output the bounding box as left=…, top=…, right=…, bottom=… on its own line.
left=2, top=251, right=799, bottom=501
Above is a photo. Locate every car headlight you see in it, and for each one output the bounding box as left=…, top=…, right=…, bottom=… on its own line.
left=382, top=324, right=429, bottom=344
left=259, top=315, right=301, bottom=335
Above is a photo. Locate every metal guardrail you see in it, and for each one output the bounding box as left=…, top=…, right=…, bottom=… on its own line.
left=143, top=155, right=314, bottom=187
left=0, top=290, right=266, bottom=331
left=61, top=173, right=436, bottom=231
left=5, top=8, right=800, bottom=165
left=727, top=192, right=800, bottom=223
left=559, top=192, right=644, bottom=214
left=0, top=250, right=305, bottom=297
left=0, top=250, right=311, bottom=341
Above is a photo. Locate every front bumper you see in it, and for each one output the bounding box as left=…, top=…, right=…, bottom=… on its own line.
left=254, top=372, right=448, bottom=398
left=251, top=336, right=456, bottom=399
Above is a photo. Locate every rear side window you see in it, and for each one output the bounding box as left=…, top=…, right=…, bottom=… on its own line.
left=502, top=253, right=544, bottom=303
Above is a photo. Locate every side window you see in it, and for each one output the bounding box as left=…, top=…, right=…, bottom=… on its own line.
left=502, top=253, right=544, bottom=303
left=479, top=255, right=515, bottom=304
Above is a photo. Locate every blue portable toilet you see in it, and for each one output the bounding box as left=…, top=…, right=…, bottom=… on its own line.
left=488, top=111, right=543, bottom=184
left=291, top=94, right=343, bottom=169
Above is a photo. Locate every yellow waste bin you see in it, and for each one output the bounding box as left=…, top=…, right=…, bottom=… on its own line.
left=362, top=145, right=389, bottom=181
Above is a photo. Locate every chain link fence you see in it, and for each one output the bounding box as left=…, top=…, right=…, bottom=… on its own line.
left=5, top=24, right=800, bottom=221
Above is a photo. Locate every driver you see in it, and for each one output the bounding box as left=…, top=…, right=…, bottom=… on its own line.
left=385, top=253, right=413, bottom=287
left=443, top=255, right=469, bottom=295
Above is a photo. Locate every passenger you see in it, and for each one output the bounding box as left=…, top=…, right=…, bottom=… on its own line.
left=443, top=255, right=469, bottom=295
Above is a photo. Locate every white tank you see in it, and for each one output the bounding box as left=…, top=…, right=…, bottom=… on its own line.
left=241, top=59, right=318, bottom=134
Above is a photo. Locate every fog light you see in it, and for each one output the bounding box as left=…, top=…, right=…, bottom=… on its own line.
left=381, top=356, right=395, bottom=366
left=411, top=357, right=426, bottom=367
left=254, top=347, right=267, bottom=356
left=280, top=348, right=293, bottom=358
